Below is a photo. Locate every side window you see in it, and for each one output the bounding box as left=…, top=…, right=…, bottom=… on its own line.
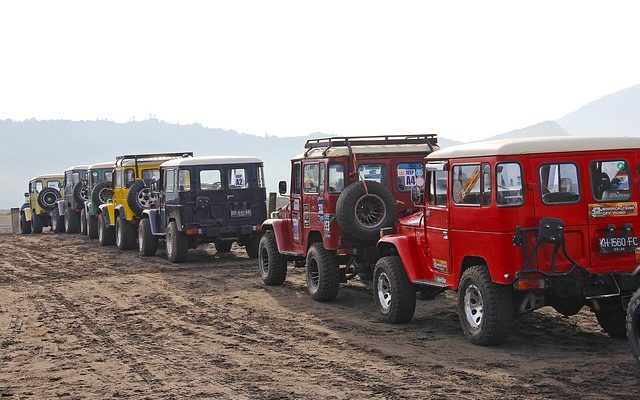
left=65, top=172, right=72, bottom=188
left=90, top=171, right=98, bottom=186
left=319, top=163, right=325, bottom=195
left=496, top=163, right=524, bottom=206
left=452, top=165, right=481, bottom=205
left=328, top=163, right=344, bottom=193
left=178, top=169, right=191, bottom=191
left=124, top=169, right=135, bottom=188
left=229, top=168, right=248, bottom=189
left=200, top=170, right=222, bottom=190
left=292, top=163, right=301, bottom=195
left=165, top=169, right=176, bottom=193
left=590, top=160, right=631, bottom=202
left=358, top=164, right=387, bottom=185
left=35, top=181, right=44, bottom=192
left=539, top=163, right=580, bottom=204
left=115, top=170, right=123, bottom=188
left=257, top=166, right=265, bottom=189
left=303, top=163, right=320, bottom=194
left=142, top=169, right=160, bottom=182
left=47, top=181, right=60, bottom=189
left=105, top=171, right=112, bottom=183
left=428, top=170, right=448, bottom=206
left=482, top=163, right=491, bottom=206
left=397, top=162, right=424, bottom=192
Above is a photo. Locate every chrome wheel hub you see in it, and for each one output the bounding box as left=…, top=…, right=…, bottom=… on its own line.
left=464, top=284, right=484, bottom=329
left=138, top=188, right=157, bottom=208
left=377, top=272, right=392, bottom=312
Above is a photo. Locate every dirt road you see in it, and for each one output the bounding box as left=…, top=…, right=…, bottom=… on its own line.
left=0, top=215, right=638, bottom=399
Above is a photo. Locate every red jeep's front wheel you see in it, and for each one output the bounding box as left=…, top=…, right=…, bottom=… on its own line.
left=305, top=243, right=339, bottom=302
left=258, top=231, right=287, bottom=286
left=374, top=256, right=416, bottom=323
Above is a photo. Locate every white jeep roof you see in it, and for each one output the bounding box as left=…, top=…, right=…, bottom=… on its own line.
left=30, top=174, right=64, bottom=181
left=427, top=136, right=640, bottom=160
left=87, top=162, right=115, bottom=170
left=65, top=165, right=90, bottom=172
left=296, top=143, right=439, bottom=159
left=161, top=156, right=263, bottom=168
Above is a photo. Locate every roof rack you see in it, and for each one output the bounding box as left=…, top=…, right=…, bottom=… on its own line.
left=115, top=152, right=194, bottom=179
left=304, top=134, right=437, bottom=157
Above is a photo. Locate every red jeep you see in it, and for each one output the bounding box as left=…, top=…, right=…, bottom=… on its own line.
left=374, top=136, right=640, bottom=345
left=259, top=135, right=439, bottom=301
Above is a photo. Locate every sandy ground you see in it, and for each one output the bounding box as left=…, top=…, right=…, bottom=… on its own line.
left=0, top=214, right=639, bottom=399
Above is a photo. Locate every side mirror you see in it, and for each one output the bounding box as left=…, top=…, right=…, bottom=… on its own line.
left=411, top=185, right=424, bottom=205
left=278, top=180, right=287, bottom=195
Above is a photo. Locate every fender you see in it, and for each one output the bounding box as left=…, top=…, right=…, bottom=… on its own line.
left=23, top=208, right=32, bottom=222
left=142, top=209, right=164, bottom=235
left=56, top=199, right=67, bottom=216
left=98, top=204, right=114, bottom=226
left=262, top=218, right=294, bottom=254
left=167, top=208, right=182, bottom=231
left=377, top=234, right=432, bottom=283
left=115, top=204, right=127, bottom=221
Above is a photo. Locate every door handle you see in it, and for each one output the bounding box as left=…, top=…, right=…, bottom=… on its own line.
left=442, top=230, right=448, bottom=239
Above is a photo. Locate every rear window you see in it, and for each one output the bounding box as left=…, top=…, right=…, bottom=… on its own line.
left=590, top=160, right=631, bottom=202
left=496, top=163, right=523, bottom=207
left=142, top=169, right=160, bottom=182
left=200, top=170, right=222, bottom=190
left=540, top=163, right=580, bottom=204
left=328, top=164, right=344, bottom=193
left=34, top=181, right=43, bottom=192
left=179, top=169, right=191, bottom=191
left=397, top=162, right=425, bottom=192
left=303, top=164, right=320, bottom=194
left=47, top=181, right=61, bottom=189
left=358, top=164, right=387, bottom=185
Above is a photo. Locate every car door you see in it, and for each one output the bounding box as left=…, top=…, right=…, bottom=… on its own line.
left=425, top=163, right=451, bottom=284
left=290, top=161, right=304, bottom=250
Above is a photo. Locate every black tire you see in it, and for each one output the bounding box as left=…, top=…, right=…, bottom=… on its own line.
left=80, top=209, right=88, bottom=235
left=215, top=240, right=233, bottom=254
left=595, top=303, right=627, bottom=338
left=87, top=213, right=98, bottom=239
left=305, top=242, right=340, bottom=302
left=336, top=181, right=397, bottom=242
left=626, top=289, right=640, bottom=364
left=98, top=215, right=116, bottom=246
left=258, top=231, right=287, bottom=285
left=64, top=208, right=80, bottom=234
left=31, top=213, right=43, bottom=234
left=245, top=234, right=260, bottom=259
left=20, top=212, right=32, bottom=234
left=37, top=187, right=61, bottom=211
left=116, top=216, right=137, bottom=250
left=127, top=179, right=158, bottom=217
left=138, top=218, right=158, bottom=256
left=73, top=182, right=88, bottom=205
left=373, top=256, right=416, bottom=323
left=458, top=265, right=513, bottom=346
left=51, top=208, right=64, bottom=233
left=166, top=221, right=189, bottom=263
left=91, top=181, right=114, bottom=207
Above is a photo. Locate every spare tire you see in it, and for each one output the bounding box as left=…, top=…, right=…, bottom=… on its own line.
left=336, top=181, right=396, bottom=242
left=37, top=187, right=61, bottom=211
left=73, top=182, right=89, bottom=205
left=91, top=181, right=114, bottom=207
left=127, top=179, right=158, bottom=216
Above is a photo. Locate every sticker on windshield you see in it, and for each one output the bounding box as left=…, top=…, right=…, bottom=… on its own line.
left=589, top=202, right=638, bottom=218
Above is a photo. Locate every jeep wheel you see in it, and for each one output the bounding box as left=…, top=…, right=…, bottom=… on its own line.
left=20, top=212, right=32, bottom=234
left=166, top=221, right=189, bottom=263
left=336, top=181, right=396, bottom=242
left=37, top=187, right=61, bottom=211
left=31, top=214, right=43, bottom=234
left=127, top=179, right=158, bottom=217
left=258, top=231, right=287, bottom=285
left=65, top=208, right=80, bottom=234
left=80, top=209, right=88, bottom=235
left=306, top=242, right=339, bottom=302
left=91, top=181, right=114, bottom=207
left=51, top=209, right=64, bottom=233
left=215, top=240, right=233, bottom=254
left=116, top=217, right=137, bottom=250
left=138, top=218, right=158, bottom=257
left=73, top=182, right=89, bottom=205
left=87, top=214, right=98, bottom=239
left=374, top=256, right=416, bottom=323
left=98, top=215, right=116, bottom=246
left=595, top=301, right=627, bottom=338
left=458, top=265, right=513, bottom=346
left=626, top=289, right=640, bottom=363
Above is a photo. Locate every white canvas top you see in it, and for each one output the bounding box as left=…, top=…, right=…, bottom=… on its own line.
left=87, top=162, right=115, bottom=170
left=427, top=136, right=640, bottom=160
left=296, top=143, right=439, bottom=159
left=65, top=165, right=90, bottom=172
left=161, top=156, right=263, bottom=168
left=30, top=174, right=64, bottom=181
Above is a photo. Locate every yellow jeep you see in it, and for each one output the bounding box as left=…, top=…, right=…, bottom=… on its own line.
left=20, top=174, right=64, bottom=234
left=97, top=152, right=193, bottom=249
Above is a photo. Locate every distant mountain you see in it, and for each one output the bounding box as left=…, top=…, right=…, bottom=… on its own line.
left=557, top=84, right=640, bottom=135
left=0, top=119, right=455, bottom=208
left=488, top=121, right=569, bottom=140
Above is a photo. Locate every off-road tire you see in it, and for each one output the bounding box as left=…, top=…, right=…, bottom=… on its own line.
left=215, top=240, right=233, bottom=254
left=91, top=181, right=113, bottom=207
left=98, top=215, right=116, bottom=246
left=65, top=208, right=80, bottom=234
left=258, top=231, right=287, bottom=285
left=305, top=242, right=340, bottom=302
left=374, top=256, right=416, bottom=323
left=595, top=304, right=627, bottom=338
left=73, top=182, right=88, bottom=206
left=31, top=214, right=43, bottom=234
left=116, top=216, right=137, bottom=250
left=37, top=187, right=60, bottom=211
left=20, top=212, right=32, bottom=234
left=51, top=209, right=64, bottom=233
left=87, top=214, right=98, bottom=239
left=336, top=181, right=397, bottom=242
left=626, top=289, right=640, bottom=364
left=166, top=221, right=189, bottom=263
left=138, top=218, right=158, bottom=257
left=245, top=234, right=260, bottom=258
left=127, top=179, right=157, bottom=217
left=80, top=209, right=88, bottom=235
left=458, top=265, right=513, bottom=346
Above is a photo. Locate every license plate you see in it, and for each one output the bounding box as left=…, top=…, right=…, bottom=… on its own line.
left=599, top=235, right=639, bottom=253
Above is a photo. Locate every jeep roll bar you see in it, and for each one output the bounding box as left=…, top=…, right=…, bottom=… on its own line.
left=303, top=134, right=438, bottom=157
left=115, top=152, right=194, bottom=179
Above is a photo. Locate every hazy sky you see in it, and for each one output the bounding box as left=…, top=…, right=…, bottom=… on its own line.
left=1, top=0, right=639, bottom=142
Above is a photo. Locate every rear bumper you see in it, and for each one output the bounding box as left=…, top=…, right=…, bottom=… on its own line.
left=184, top=224, right=261, bottom=242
